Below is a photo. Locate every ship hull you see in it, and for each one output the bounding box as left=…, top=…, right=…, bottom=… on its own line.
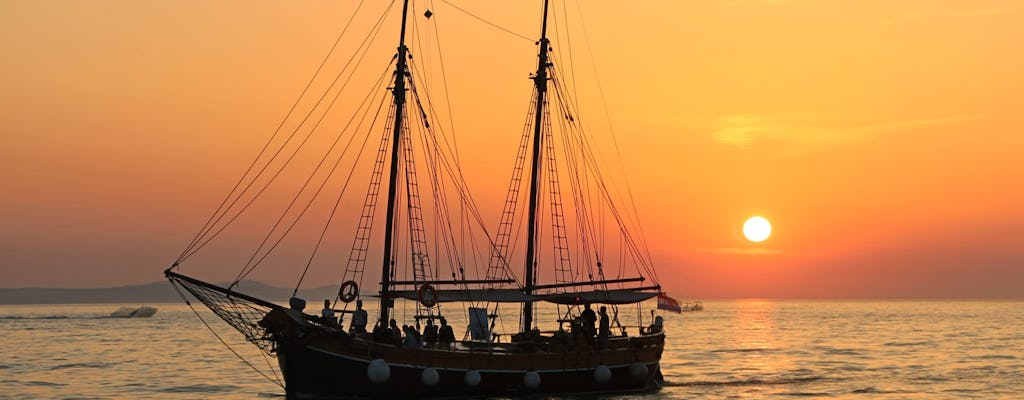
left=276, top=330, right=664, bottom=398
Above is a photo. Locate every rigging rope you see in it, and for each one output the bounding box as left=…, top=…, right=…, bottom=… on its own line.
left=179, top=0, right=396, bottom=267
left=175, top=0, right=371, bottom=265
left=235, top=62, right=392, bottom=284
left=573, top=1, right=659, bottom=276
left=169, top=282, right=284, bottom=389
left=290, top=63, right=396, bottom=295
left=439, top=0, right=533, bottom=42
left=232, top=3, right=398, bottom=282
left=542, top=59, right=658, bottom=282
left=337, top=101, right=399, bottom=305
left=427, top=0, right=460, bottom=164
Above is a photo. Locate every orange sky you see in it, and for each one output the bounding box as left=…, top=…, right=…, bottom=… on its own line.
left=1, top=1, right=1022, bottom=298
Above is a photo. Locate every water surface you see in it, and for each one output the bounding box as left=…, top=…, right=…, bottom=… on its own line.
left=1, top=301, right=1021, bottom=399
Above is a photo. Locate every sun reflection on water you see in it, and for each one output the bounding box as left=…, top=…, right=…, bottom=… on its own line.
left=727, top=301, right=793, bottom=378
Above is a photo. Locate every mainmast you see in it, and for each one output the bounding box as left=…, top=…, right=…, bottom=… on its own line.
left=522, top=0, right=552, bottom=333
left=379, top=0, right=412, bottom=326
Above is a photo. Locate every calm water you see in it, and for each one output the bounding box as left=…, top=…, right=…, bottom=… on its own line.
left=2, top=301, right=1022, bottom=399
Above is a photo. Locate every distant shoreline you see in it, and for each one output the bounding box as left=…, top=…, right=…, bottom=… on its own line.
left=0, top=281, right=338, bottom=305
left=0, top=282, right=1020, bottom=304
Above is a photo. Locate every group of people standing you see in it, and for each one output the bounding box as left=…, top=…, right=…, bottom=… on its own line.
left=373, top=316, right=456, bottom=348
left=575, top=303, right=612, bottom=347
left=318, top=299, right=369, bottom=334
left=319, top=298, right=456, bottom=348
left=318, top=299, right=615, bottom=349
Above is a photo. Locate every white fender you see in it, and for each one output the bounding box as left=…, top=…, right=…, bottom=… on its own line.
left=367, top=359, right=390, bottom=384
left=421, top=367, right=439, bottom=386
left=594, top=364, right=612, bottom=383
left=523, top=370, right=541, bottom=389
left=464, top=369, right=481, bottom=387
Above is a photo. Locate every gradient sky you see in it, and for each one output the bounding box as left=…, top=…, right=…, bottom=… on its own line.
left=1, top=1, right=1021, bottom=298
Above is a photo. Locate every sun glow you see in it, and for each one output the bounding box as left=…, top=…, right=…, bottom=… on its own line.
left=743, top=216, right=772, bottom=242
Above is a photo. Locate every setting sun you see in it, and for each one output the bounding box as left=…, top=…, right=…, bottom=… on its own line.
left=743, top=216, right=772, bottom=243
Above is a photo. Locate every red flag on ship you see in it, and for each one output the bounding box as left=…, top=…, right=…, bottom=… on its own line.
left=657, top=294, right=682, bottom=313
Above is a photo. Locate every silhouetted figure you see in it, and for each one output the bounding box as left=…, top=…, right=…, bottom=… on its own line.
left=350, top=299, right=368, bottom=334
left=321, top=299, right=336, bottom=325
left=402, top=325, right=412, bottom=348
left=289, top=297, right=306, bottom=312
left=372, top=320, right=388, bottom=342
left=598, top=306, right=610, bottom=347
left=438, top=317, right=456, bottom=347
left=389, top=319, right=402, bottom=344
left=403, top=325, right=422, bottom=348
left=580, top=303, right=597, bottom=337
left=423, top=318, right=438, bottom=346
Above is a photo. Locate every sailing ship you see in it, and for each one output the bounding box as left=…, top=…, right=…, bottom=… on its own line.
left=166, top=1, right=673, bottom=397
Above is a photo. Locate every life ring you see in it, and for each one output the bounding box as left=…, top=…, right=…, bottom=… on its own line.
left=417, top=284, right=438, bottom=307
left=339, top=281, right=359, bottom=303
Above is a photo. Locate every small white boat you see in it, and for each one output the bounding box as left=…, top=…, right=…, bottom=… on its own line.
left=110, top=306, right=157, bottom=318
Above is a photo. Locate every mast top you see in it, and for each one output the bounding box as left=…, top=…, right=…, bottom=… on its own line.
left=539, top=0, right=551, bottom=42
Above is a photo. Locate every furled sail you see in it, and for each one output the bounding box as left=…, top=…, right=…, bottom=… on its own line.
left=387, top=287, right=660, bottom=304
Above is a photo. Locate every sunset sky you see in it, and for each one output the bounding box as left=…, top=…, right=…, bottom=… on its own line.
left=1, top=1, right=1021, bottom=298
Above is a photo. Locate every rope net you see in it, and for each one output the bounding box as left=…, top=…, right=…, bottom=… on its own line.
left=169, top=274, right=278, bottom=355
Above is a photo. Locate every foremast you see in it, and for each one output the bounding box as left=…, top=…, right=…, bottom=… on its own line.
left=379, top=0, right=412, bottom=326
left=522, top=0, right=552, bottom=334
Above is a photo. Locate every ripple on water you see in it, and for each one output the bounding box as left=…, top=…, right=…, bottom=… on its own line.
left=668, top=375, right=828, bottom=387
left=779, top=391, right=832, bottom=397
left=710, top=347, right=779, bottom=354
left=883, top=341, right=932, bottom=347
left=50, top=361, right=115, bottom=370
left=850, top=387, right=915, bottom=395
left=16, top=380, right=68, bottom=387
left=816, top=346, right=863, bottom=356
left=972, top=354, right=1017, bottom=361
left=0, top=315, right=70, bottom=320
left=158, top=384, right=241, bottom=394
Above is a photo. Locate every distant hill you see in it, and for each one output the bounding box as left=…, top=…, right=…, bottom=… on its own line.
left=0, top=280, right=339, bottom=305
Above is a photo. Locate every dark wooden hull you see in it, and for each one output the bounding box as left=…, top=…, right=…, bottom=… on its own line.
left=277, top=330, right=665, bottom=398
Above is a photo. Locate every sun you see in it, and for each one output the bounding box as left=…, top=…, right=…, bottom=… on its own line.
left=743, top=216, right=772, bottom=242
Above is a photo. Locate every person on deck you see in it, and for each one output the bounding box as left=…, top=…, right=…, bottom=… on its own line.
left=389, top=319, right=402, bottom=345
left=423, top=318, right=438, bottom=346
left=402, top=325, right=414, bottom=348
left=321, top=300, right=336, bottom=326
left=350, top=299, right=368, bottom=334
left=438, top=317, right=456, bottom=347
left=650, top=316, right=664, bottom=333
left=598, top=306, right=610, bottom=348
left=372, top=320, right=388, bottom=342
left=581, top=303, right=597, bottom=338
left=403, top=325, right=423, bottom=348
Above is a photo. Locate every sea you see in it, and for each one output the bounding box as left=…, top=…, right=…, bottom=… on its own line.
left=1, top=300, right=1022, bottom=399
